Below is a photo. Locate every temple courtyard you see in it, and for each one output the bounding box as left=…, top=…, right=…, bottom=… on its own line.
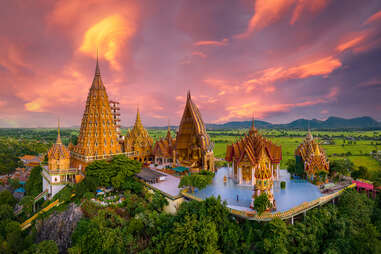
left=191, top=167, right=325, bottom=212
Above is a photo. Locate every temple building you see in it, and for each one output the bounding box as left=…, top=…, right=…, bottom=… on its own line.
left=225, top=120, right=282, bottom=208
left=175, top=91, right=214, bottom=172
left=42, top=121, right=80, bottom=198
left=295, top=131, right=329, bottom=180
left=70, top=58, right=122, bottom=170
left=124, top=107, right=153, bottom=163
left=153, top=124, right=176, bottom=168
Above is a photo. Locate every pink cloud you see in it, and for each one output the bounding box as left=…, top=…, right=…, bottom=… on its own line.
left=237, top=0, right=329, bottom=38
left=193, top=38, right=229, bottom=46
left=244, top=56, right=342, bottom=91
left=191, top=51, right=207, bottom=58
left=364, top=10, right=381, bottom=25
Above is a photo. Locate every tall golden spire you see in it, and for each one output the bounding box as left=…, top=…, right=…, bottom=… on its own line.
left=71, top=56, right=121, bottom=159
left=135, top=105, right=143, bottom=129
left=95, top=48, right=100, bottom=76
left=56, top=118, right=62, bottom=144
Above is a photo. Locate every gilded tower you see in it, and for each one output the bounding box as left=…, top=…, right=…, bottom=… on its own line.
left=124, top=107, right=153, bottom=162
left=175, top=91, right=214, bottom=172
left=70, top=58, right=121, bottom=170
left=295, top=131, right=329, bottom=180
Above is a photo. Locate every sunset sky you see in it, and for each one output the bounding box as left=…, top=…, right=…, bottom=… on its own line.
left=1, top=0, right=381, bottom=128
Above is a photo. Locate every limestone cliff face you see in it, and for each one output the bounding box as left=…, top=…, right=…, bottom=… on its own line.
left=36, top=203, right=83, bottom=253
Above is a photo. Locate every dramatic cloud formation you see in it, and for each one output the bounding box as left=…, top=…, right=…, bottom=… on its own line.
left=0, top=0, right=380, bottom=127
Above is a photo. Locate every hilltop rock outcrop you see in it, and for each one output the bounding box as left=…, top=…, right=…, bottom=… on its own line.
left=36, top=203, right=83, bottom=253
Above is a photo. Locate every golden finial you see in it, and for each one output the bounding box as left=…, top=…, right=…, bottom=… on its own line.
left=56, top=117, right=62, bottom=144
left=95, top=48, right=100, bottom=76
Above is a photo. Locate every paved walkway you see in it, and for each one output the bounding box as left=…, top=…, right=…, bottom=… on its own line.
left=149, top=169, right=181, bottom=197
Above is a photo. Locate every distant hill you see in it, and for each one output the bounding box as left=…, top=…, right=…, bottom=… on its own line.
left=204, top=116, right=381, bottom=130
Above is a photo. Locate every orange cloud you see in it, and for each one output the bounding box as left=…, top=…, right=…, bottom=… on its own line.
left=336, top=33, right=367, bottom=52
left=244, top=56, right=341, bottom=91
left=0, top=42, right=30, bottom=75
left=192, top=51, right=207, bottom=58
left=193, top=38, right=228, bottom=46
left=79, top=14, right=136, bottom=70
left=237, top=0, right=293, bottom=38
left=364, top=10, right=381, bottom=25
left=286, top=56, right=342, bottom=79
left=290, top=0, right=330, bottom=25
left=19, top=66, right=89, bottom=113
left=237, top=0, right=329, bottom=38
left=216, top=87, right=337, bottom=123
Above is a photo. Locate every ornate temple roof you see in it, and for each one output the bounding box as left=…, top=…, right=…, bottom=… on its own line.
left=225, top=120, right=282, bottom=165
left=71, top=58, right=121, bottom=157
left=295, top=131, right=329, bottom=173
left=153, top=125, right=175, bottom=158
left=175, top=91, right=212, bottom=152
left=48, top=120, right=70, bottom=160
left=125, top=107, right=153, bottom=150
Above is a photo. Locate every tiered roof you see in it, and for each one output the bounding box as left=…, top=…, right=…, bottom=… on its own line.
left=125, top=108, right=153, bottom=153
left=225, top=120, right=282, bottom=166
left=71, top=58, right=121, bottom=157
left=153, top=125, right=175, bottom=158
left=175, top=91, right=212, bottom=152
left=295, top=131, right=329, bottom=175
left=48, top=120, right=70, bottom=161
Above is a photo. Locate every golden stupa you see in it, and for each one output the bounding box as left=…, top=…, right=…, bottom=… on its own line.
left=70, top=58, right=121, bottom=170
left=124, top=107, right=153, bottom=162
left=48, top=120, right=71, bottom=171
left=175, top=91, right=214, bottom=172
left=295, top=131, right=329, bottom=179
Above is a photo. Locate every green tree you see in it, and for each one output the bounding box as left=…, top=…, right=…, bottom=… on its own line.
left=85, top=156, right=141, bottom=188
left=0, top=204, right=14, bottom=221
left=149, top=191, right=169, bottom=212
left=27, top=240, right=59, bottom=254
left=351, top=166, right=369, bottom=180
left=259, top=219, right=289, bottom=254
left=164, top=214, right=219, bottom=254
left=25, top=165, right=43, bottom=197
left=254, top=193, right=272, bottom=215
left=21, top=195, right=34, bottom=217
left=178, top=174, right=213, bottom=193
left=0, top=190, right=17, bottom=208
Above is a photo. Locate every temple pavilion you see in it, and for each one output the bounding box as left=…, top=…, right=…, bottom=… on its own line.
left=174, top=91, right=215, bottom=172
left=124, top=107, right=154, bottom=163
left=225, top=119, right=282, bottom=208
left=70, top=57, right=122, bottom=170
left=42, top=121, right=80, bottom=198
left=153, top=124, right=176, bottom=167
left=295, top=131, right=329, bottom=180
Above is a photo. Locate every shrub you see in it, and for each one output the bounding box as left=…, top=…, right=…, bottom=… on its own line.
left=280, top=181, right=286, bottom=189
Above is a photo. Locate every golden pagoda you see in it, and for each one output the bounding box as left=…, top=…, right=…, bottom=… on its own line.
left=153, top=123, right=176, bottom=167
left=42, top=120, right=79, bottom=198
left=70, top=58, right=121, bottom=170
left=295, top=131, right=329, bottom=180
left=124, top=107, right=153, bottom=162
left=175, top=91, right=214, bottom=172
left=225, top=118, right=282, bottom=208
